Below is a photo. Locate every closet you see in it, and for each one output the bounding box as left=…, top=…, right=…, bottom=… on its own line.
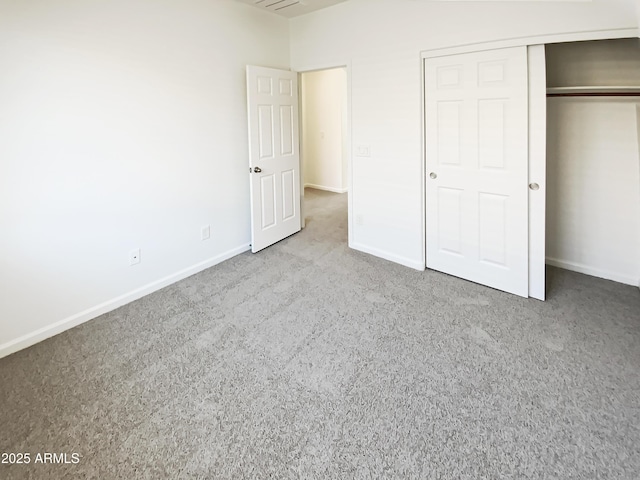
left=545, top=39, right=640, bottom=287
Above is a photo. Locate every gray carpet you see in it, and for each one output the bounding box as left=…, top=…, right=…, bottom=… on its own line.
left=1, top=187, right=640, bottom=479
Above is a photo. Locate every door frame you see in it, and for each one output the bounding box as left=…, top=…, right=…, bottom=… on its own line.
left=296, top=62, right=352, bottom=245
left=420, top=27, right=637, bottom=300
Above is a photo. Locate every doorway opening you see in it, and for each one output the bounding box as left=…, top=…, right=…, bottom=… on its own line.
left=545, top=38, right=640, bottom=289
left=300, top=67, right=349, bottom=244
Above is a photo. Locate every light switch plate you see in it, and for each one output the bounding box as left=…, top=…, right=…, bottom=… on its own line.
left=355, top=145, right=370, bottom=157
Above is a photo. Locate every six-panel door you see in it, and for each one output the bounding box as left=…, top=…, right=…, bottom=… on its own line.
left=425, top=47, right=529, bottom=297
left=247, top=66, right=301, bottom=253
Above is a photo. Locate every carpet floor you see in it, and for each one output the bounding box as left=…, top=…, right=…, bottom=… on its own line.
left=1, top=188, right=639, bottom=479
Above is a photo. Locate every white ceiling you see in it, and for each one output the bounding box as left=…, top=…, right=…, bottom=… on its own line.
left=236, top=0, right=349, bottom=18
left=237, top=0, right=593, bottom=19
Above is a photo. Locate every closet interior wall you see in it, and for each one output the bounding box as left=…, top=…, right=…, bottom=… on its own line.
left=546, top=39, right=640, bottom=287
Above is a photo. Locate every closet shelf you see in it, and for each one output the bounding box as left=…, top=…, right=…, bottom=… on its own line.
left=547, top=86, right=640, bottom=97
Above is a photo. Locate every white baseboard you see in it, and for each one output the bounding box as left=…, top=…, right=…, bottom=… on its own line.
left=546, top=257, right=639, bottom=287
left=0, top=244, right=251, bottom=360
left=304, top=183, right=348, bottom=194
left=350, top=242, right=425, bottom=271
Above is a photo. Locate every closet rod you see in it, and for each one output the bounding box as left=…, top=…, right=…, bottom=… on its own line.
left=548, top=92, right=640, bottom=97
left=547, top=87, right=640, bottom=97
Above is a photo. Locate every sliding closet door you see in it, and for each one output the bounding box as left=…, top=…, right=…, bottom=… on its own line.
left=528, top=44, right=547, bottom=301
left=425, top=46, right=530, bottom=297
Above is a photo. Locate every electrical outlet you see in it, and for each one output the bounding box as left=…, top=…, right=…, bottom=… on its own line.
left=201, top=225, right=211, bottom=241
left=129, top=248, right=141, bottom=266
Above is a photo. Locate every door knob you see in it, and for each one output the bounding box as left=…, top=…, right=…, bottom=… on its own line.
left=253, top=167, right=262, bottom=173
left=430, top=172, right=437, bottom=179
left=529, top=183, right=539, bottom=191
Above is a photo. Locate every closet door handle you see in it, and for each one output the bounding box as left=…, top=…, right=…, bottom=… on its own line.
left=253, top=167, right=262, bottom=173
left=529, top=183, right=540, bottom=191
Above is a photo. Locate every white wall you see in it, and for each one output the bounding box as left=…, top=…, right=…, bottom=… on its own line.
left=290, top=0, right=638, bottom=270
left=547, top=99, right=640, bottom=286
left=0, top=0, right=290, bottom=357
left=546, top=38, right=640, bottom=87
left=301, top=68, right=347, bottom=193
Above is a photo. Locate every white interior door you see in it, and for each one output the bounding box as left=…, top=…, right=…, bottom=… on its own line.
left=247, top=66, right=301, bottom=253
left=425, top=46, right=530, bottom=297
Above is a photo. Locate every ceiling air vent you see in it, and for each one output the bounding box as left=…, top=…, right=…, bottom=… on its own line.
left=237, top=0, right=348, bottom=18
left=251, top=0, right=306, bottom=14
